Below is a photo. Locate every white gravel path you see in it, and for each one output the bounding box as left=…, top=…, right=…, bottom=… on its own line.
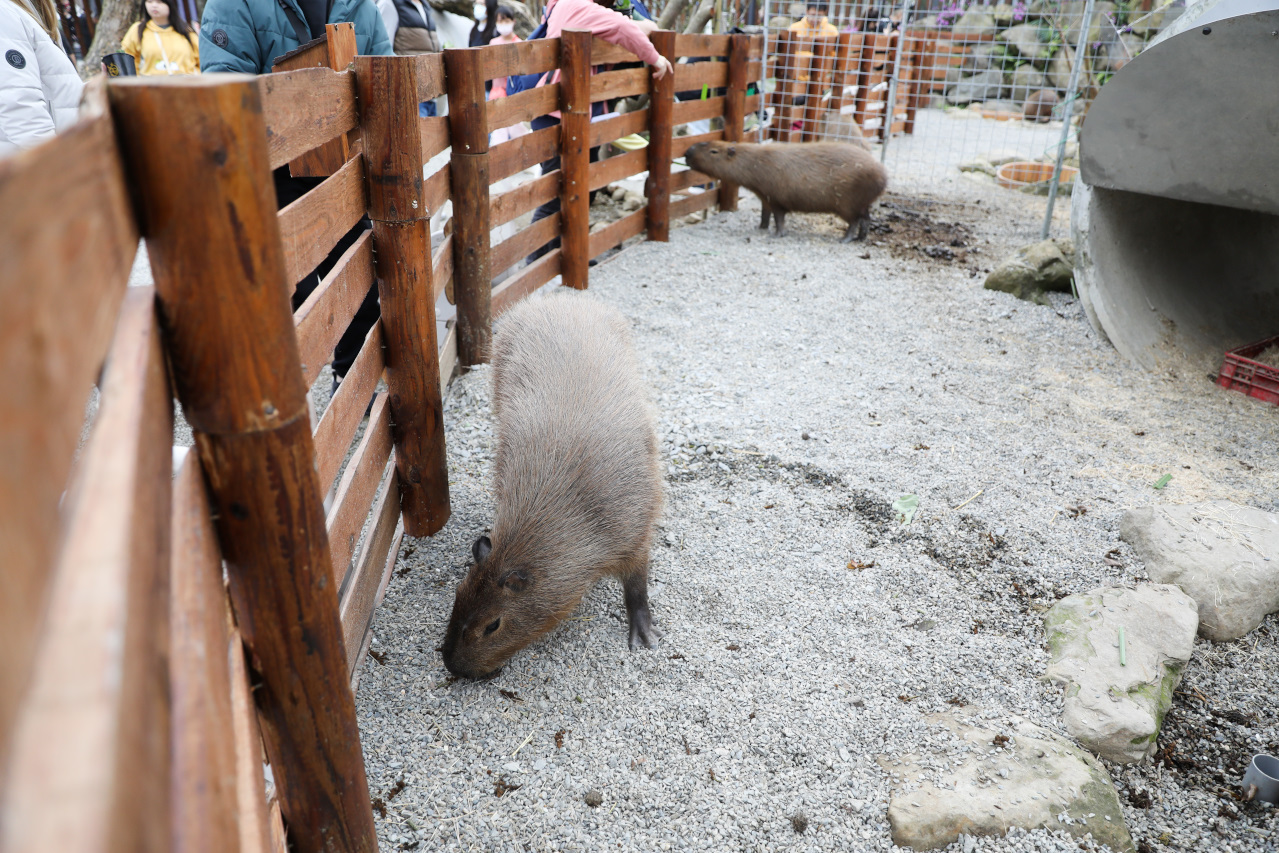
left=354, top=183, right=1279, bottom=853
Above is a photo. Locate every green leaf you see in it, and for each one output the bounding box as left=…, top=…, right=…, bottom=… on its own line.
left=892, top=494, right=919, bottom=526
left=1152, top=474, right=1172, bottom=490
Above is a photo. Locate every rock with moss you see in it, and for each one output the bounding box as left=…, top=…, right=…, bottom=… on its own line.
left=998, top=23, right=1055, bottom=63
left=1121, top=502, right=1279, bottom=641
left=983, top=239, right=1074, bottom=303
left=1043, top=585, right=1197, bottom=764
left=884, top=709, right=1134, bottom=851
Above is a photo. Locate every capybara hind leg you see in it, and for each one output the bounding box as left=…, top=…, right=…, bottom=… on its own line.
left=758, top=203, right=771, bottom=231
left=841, top=218, right=863, bottom=243
left=623, top=569, right=660, bottom=650
left=773, top=209, right=787, bottom=237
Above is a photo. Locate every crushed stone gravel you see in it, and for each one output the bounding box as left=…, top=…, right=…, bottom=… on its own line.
left=355, top=183, right=1279, bottom=853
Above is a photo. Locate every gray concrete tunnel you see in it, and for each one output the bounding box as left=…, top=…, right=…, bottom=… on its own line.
left=1071, top=0, right=1279, bottom=372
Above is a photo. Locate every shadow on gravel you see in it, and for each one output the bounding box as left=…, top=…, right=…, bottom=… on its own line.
left=870, top=193, right=977, bottom=266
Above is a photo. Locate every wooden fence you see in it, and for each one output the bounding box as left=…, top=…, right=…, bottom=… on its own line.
left=0, top=27, right=760, bottom=853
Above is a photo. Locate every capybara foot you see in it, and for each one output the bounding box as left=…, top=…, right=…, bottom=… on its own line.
left=624, top=574, right=659, bottom=650
left=841, top=217, right=869, bottom=243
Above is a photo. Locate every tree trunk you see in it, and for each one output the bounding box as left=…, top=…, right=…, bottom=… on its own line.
left=84, top=0, right=143, bottom=77
left=657, top=0, right=693, bottom=30
left=684, top=0, right=714, bottom=33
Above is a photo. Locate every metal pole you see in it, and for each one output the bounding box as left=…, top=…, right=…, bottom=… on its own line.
left=1041, top=0, right=1095, bottom=240
left=879, top=0, right=913, bottom=164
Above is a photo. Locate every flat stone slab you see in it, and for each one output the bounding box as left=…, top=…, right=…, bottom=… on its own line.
left=1043, top=585, right=1198, bottom=763
left=1121, top=501, right=1279, bottom=641
left=884, top=710, right=1134, bottom=851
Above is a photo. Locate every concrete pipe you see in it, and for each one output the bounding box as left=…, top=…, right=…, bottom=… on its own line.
left=1072, top=0, right=1279, bottom=371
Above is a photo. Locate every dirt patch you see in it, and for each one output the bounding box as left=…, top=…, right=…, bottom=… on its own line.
left=870, top=194, right=978, bottom=266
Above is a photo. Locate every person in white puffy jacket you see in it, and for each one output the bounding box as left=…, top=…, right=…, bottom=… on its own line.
left=0, top=0, right=84, bottom=157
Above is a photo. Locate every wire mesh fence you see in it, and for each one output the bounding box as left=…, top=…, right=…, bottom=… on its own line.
left=756, top=0, right=1188, bottom=198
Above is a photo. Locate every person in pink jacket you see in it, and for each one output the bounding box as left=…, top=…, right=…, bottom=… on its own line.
left=525, top=0, right=671, bottom=261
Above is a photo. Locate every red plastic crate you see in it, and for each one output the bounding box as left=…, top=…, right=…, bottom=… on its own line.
left=1217, top=335, right=1279, bottom=406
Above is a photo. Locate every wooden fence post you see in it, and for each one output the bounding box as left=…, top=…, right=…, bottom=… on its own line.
left=445, top=47, right=493, bottom=365
left=559, top=29, right=591, bottom=289
left=108, top=77, right=378, bottom=853
left=645, top=29, right=676, bottom=242
left=718, top=33, right=751, bottom=212
left=355, top=55, right=451, bottom=538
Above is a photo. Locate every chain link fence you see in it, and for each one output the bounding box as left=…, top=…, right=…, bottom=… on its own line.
left=755, top=0, right=1187, bottom=201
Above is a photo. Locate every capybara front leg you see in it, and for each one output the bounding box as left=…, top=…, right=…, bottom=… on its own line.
left=842, top=216, right=869, bottom=243
left=623, top=570, right=660, bottom=651
left=758, top=202, right=771, bottom=231
left=773, top=209, right=787, bottom=237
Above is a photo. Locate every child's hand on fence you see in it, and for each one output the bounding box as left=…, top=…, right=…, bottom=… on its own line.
left=650, top=55, right=672, bottom=81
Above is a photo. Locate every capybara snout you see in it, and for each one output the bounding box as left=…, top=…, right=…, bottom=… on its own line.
left=686, top=139, right=887, bottom=243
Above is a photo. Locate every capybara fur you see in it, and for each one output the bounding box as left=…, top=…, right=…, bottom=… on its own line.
left=1023, top=89, right=1059, bottom=123
left=685, top=140, right=887, bottom=242
left=440, top=291, right=663, bottom=679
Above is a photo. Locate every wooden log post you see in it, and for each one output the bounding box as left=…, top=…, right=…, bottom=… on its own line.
left=354, top=55, right=451, bottom=537
left=645, top=29, right=676, bottom=242
left=558, top=29, right=591, bottom=289
left=108, top=77, right=378, bottom=853
left=718, top=33, right=751, bottom=211
left=445, top=47, right=493, bottom=365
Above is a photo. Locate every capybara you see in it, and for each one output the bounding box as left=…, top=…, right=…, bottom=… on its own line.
left=1023, top=89, right=1059, bottom=123
left=685, top=140, right=887, bottom=242
left=440, top=291, right=663, bottom=679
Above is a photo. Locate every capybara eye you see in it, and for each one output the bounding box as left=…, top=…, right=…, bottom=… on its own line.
left=484, top=618, right=501, bottom=636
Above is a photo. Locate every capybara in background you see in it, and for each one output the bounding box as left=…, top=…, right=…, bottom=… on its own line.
left=1023, top=89, right=1059, bottom=123
left=685, top=140, right=888, bottom=242
left=440, top=291, right=663, bottom=679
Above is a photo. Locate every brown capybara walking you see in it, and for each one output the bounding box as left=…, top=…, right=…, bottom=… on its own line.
left=685, top=140, right=887, bottom=242
left=440, top=291, right=663, bottom=679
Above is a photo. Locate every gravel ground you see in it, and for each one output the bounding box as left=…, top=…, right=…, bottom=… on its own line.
left=354, top=181, right=1279, bottom=853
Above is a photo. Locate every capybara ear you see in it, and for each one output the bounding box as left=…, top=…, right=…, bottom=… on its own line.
left=726, top=146, right=737, bottom=158
left=499, top=569, right=530, bottom=592
left=473, top=535, right=492, bottom=565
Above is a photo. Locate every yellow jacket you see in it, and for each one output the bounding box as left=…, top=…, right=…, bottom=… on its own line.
left=121, top=20, right=199, bottom=75
left=788, top=16, right=839, bottom=39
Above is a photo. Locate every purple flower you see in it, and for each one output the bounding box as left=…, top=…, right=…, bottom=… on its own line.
left=1012, top=1, right=1026, bottom=23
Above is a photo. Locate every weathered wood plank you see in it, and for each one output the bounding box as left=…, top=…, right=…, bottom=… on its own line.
left=672, top=95, right=724, bottom=125
left=559, top=30, right=591, bottom=290
left=674, top=33, right=731, bottom=57
left=588, top=148, right=647, bottom=192
left=480, top=38, right=560, bottom=81
left=313, top=322, right=383, bottom=495
left=672, top=128, right=723, bottom=158
left=589, top=66, right=649, bottom=102
left=670, top=185, right=719, bottom=218
left=432, top=233, right=453, bottom=303
left=1, top=287, right=173, bottom=853
left=491, top=249, right=561, bottom=317
left=486, top=83, right=558, bottom=133
left=645, top=30, right=676, bottom=242
left=339, top=463, right=400, bottom=673
left=588, top=206, right=646, bottom=258
left=228, top=627, right=274, bottom=853
left=327, top=393, right=394, bottom=587
left=278, top=155, right=367, bottom=290
left=490, top=170, right=560, bottom=228
left=259, top=68, right=358, bottom=171
left=670, top=168, right=715, bottom=192
left=672, top=59, right=727, bottom=91
left=491, top=212, right=560, bottom=276
left=293, top=230, right=375, bottom=388
left=588, top=108, right=647, bottom=147
left=488, top=124, right=560, bottom=185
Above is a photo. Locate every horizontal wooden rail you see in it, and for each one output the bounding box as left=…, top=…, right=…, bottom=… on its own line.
left=588, top=148, right=647, bottom=192
left=487, top=84, right=558, bottom=133
left=279, top=156, right=367, bottom=289
left=338, top=463, right=401, bottom=673
left=672, top=95, right=726, bottom=125
left=674, top=33, right=731, bottom=57
left=313, top=323, right=384, bottom=494
left=489, top=124, right=560, bottom=184
left=491, top=171, right=560, bottom=228
left=670, top=168, right=714, bottom=193
left=670, top=186, right=718, bottom=219
left=432, top=234, right=453, bottom=302
left=259, top=68, right=358, bottom=171
left=589, top=67, right=649, bottom=102
left=672, top=129, right=723, bottom=159
left=588, top=206, right=646, bottom=258
left=480, top=38, right=560, bottom=82
left=413, top=53, right=445, bottom=101
left=673, top=60, right=727, bottom=91
left=293, top=231, right=375, bottom=387
left=491, top=249, right=560, bottom=316
left=421, top=116, right=449, bottom=159
left=589, top=109, right=647, bottom=148
left=423, top=165, right=450, bottom=217
left=327, top=392, right=394, bottom=586
left=2, top=286, right=173, bottom=853
left=491, top=212, right=560, bottom=276
left=590, top=37, right=641, bottom=65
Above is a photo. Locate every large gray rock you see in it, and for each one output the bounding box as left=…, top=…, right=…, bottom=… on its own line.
left=1046, top=46, right=1076, bottom=91
left=1121, top=502, right=1279, bottom=641
left=951, top=10, right=998, bottom=39
left=963, top=44, right=997, bottom=73
left=946, top=69, right=1007, bottom=105
left=999, top=23, right=1054, bottom=62
left=1064, top=1, right=1116, bottom=45
left=984, top=239, right=1074, bottom=303
left=1009, top=63, right=1049, bottom=103
left=885, top=710, right=1134, bottom=852
left=1043, top=585, right=1198, bottom=764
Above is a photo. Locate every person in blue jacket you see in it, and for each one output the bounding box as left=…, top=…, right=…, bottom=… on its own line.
left=199, top=0, right=391, bottom=396
left=199, top=0, right=391, bottom=74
